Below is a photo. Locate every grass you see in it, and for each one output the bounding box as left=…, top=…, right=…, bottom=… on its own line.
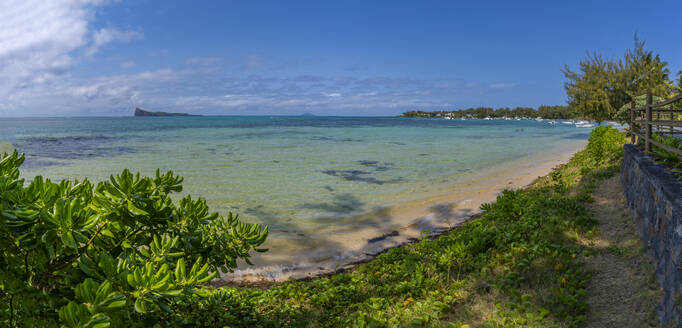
left=153, top=127, right=639, bottom=327
left=580, top=175, right=662, bottom=327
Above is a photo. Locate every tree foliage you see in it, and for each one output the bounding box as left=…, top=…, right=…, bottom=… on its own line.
left=0, top=151, right=268, bottom=327
left=620, top=35, right=671, bottom=99
left=614, top=94, right=666, bottom=124
left=563, top=53, right=617, bottom=124
left=563, top=35, right=671, bottom=123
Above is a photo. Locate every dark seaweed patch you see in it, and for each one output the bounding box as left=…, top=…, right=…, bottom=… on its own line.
left=321, top=169, right=403, bottom=185
left=20, top=158, right=64, bottom=169
left=358, top=160, right=379, bottom=166
left=229, top=130, right=310, bottom=139
left=310, top=136, right=363, bottom=142
left=244, top=204, right=277, bottom=219
left=14, top=135, right=136, bottom=162
left=357, top=160, right=394, bottom=172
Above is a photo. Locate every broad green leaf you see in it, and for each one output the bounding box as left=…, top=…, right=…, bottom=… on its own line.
left=134, top=298, right=147, bottom=313
left=61, top=232, right=78, bottom=249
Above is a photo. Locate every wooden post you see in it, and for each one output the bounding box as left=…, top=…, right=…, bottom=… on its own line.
left=630, top=101, right=636, bottom=144
left=645, top=93, right=652, bottom=152
left=671, top=110, right=675, bottom=137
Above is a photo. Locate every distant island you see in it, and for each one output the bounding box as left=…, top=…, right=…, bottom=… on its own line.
left=401, top=105, right=576, bottom=120
left=134, top=107, right=198, bottom=117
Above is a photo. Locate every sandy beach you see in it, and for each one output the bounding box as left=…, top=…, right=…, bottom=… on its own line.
left=219, top=139, right=588, bottom=284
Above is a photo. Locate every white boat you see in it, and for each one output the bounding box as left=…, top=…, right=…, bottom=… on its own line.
left=483, top=117, right=492, bottom=120
left=575, top=123, right=595, bottom=128
left=549, top=120, right=556, bottom=125
left=561, top=121, right=573, bottom=124
left=443, top=117, right=452, bottom=120
left=535, top=117, right=543, bottom=122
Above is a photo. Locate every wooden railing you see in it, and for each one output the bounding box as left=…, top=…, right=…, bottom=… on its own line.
left=630, top=93, right=682, bottom=156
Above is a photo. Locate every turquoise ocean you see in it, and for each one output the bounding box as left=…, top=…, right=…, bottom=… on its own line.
left=1, top=116, right=591, bottom=280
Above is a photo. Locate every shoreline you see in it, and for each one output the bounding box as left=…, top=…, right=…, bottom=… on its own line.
left=216, top=140, right=587, bottom=286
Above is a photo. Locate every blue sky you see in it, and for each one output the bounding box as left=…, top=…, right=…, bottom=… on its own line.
left=1, top=0, right=680, bottom=117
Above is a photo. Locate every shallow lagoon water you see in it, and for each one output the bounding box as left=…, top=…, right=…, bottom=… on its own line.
left=1, top=116, right=590, bottom=280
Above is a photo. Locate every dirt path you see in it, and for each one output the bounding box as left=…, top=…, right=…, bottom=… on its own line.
left=583, top=175, right=664, bottom=328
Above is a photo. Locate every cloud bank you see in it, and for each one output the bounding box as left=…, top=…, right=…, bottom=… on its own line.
left=0, top=1, right=518, bottom=117
left=0, top=0, right=143, bottom=115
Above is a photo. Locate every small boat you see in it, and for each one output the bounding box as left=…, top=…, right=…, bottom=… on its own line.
left=561, top=121, right=573, bottom=124
left=483, top=117, right=492, bottom=120
left=575, top=123, right=595, bottom=128
left=548, top=120, right=556, bottom=125
left=535, top=117, right=543, bottom=122
left=461, top=117, right=466, bottom=121
left=443, top=116, right=452, bottom=120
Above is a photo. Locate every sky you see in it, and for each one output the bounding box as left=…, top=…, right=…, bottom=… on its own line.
left=1, top=0, right=680, bottom=117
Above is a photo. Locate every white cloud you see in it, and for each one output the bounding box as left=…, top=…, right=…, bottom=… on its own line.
left=0, top=1, right=141, bottom=100
left=322, top=92, right=341, bottom=97
left=120, top=60, right=135, bottom=68
left=185, top=56, right=219, bottom=65
left=87, top=27, right=143, bottom=56
left=0, top=0, right=94, bottom=96
left=93, top=28, right=142, bottom=46
left=490, top=82, right=516, bottom=89
left=0, top=0, right=148, bottom=115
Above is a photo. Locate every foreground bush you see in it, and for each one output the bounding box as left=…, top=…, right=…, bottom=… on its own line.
left=0, top=152, right=268, bottom=327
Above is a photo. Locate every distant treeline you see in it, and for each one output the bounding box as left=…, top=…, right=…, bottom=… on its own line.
left=401, top=105, right=576, bottom=119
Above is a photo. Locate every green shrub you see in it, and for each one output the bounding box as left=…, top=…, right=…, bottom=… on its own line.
left=0, top=151, right=268, bottom=327
left=649, top=133, right=682, bottom=179
left=585, top=126, right=626, bottom=165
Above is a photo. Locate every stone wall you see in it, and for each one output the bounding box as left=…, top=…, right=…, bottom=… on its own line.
left=621, top=144, right=682, bottom=327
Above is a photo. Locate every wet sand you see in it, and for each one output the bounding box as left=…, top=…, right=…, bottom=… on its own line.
left=218, top=140, right=587, bottom=284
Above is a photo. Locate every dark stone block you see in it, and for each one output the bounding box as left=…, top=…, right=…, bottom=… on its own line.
left=621, top=144, right=682, bottom=327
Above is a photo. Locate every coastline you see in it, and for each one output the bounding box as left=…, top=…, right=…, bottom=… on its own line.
left=217, top=139, right=588, bottom=285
